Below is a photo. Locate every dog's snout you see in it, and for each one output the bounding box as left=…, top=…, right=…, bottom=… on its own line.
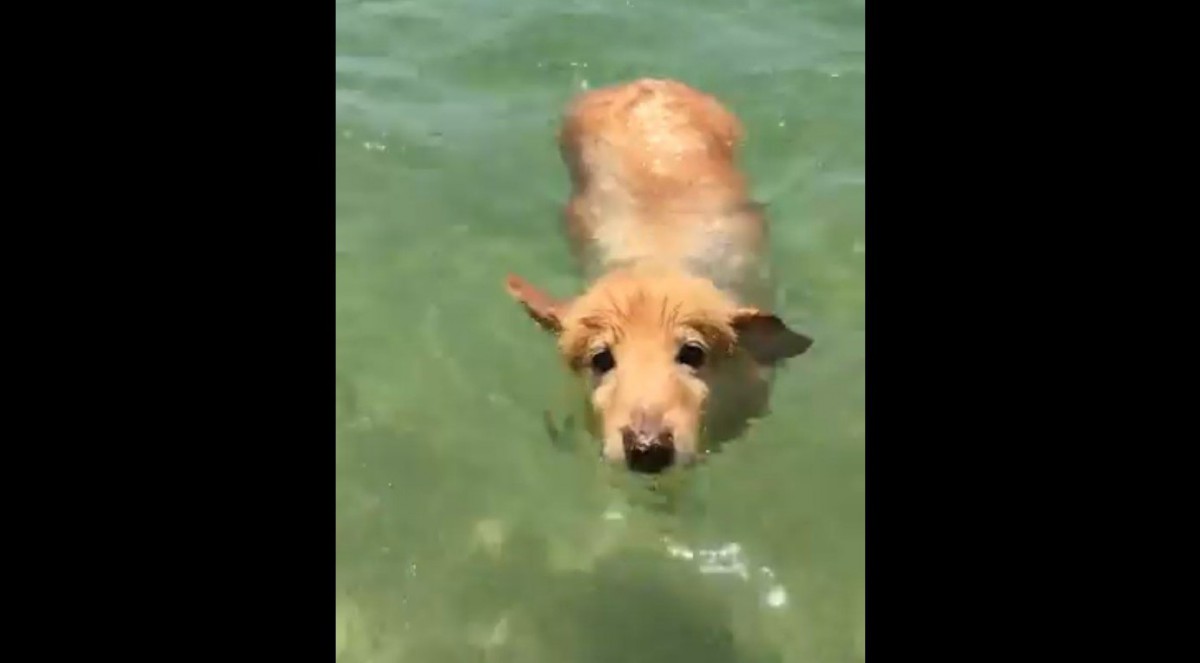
left=620, top=411, right=676, bottom=473
left=630, top=408, right=666, bottom=438
left=620, top=425, right=674, bottom=450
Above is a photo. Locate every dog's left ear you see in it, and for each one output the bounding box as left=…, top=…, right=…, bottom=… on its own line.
left=731, top=309, right=813, bottom=364
left=505, top=274, right=567, bottom=334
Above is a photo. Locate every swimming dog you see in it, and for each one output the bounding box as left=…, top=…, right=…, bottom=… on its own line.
left=506, top=78, right=812, bottom=473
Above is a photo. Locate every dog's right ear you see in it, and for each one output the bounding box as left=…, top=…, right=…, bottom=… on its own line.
left=505, top=274, right=566, bottom=334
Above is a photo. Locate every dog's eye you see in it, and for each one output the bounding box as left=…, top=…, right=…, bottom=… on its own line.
left=590, top=348, right=615, bottom=374
left=676, top=342, right=707, bottom=369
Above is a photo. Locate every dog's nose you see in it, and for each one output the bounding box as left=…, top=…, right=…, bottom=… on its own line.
left=620, top=413, right=675, bottom=474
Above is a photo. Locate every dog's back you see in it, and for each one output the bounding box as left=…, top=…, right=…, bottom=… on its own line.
left=559, top=78, right=747, bottom=209
left=558, top=79, right=770, bottom=304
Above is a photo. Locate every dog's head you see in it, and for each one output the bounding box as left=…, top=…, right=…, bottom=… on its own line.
left=506, top=267, right=811, bottom=473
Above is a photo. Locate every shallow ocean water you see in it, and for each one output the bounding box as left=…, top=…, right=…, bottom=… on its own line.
left=336, top=0, right=864, bottom=661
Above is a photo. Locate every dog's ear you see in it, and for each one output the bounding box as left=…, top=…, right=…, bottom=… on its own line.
left=731, top=309, right=812, bottom=364
left=505, top=274, right=567, bottom=334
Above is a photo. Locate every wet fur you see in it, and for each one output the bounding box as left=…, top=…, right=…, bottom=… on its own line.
left=506, top=78, right=811, bottom=467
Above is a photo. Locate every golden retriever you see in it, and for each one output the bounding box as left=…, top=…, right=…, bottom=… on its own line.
left=506, top=78, right=812, bottom=473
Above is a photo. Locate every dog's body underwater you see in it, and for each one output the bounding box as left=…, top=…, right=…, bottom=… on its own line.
left=507, top=78, right=812, bottom=473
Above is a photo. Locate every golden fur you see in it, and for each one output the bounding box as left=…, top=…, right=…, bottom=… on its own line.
left=506, top=78, right=811, bottom=471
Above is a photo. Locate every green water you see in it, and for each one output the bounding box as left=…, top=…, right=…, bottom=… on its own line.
left=336, top=1, right=864, bottom=661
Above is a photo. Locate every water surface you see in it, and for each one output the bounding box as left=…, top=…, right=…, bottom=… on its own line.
left=336, top=1, right=864, bottom=661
